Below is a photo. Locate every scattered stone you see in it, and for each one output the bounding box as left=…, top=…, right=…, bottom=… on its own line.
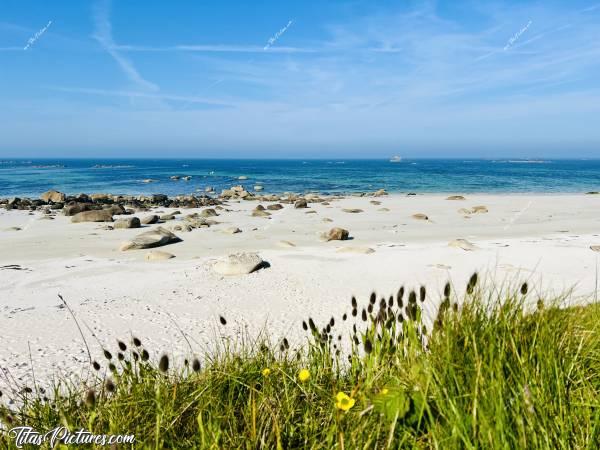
left=370, top=200, right=381, bottom=205
left=252, top=209, right=271, bottom=217
left=255, top=204, right=265, bottom=211
left=586, top=191, right=599, bottom=195
left=40, top=190, right=65, bottom=203
left=306, top=210, right=317, bottom=214
left=446, top=195, right=466, bottom=201
left=4, top=226, right=21, bottom=231
left=114, top=217, right=141, bottom=229
left=294, top=199, right=308, bottom=209
left=471, top=205, right=489, bottom=214
left=590, top=245, right=600, bottom=252
left=267, top=204, right=283, bottom=211
left=145, top=251, right=175, bottom=261
left=322, top=218, right=333, bottom=223
left=222, top=227, right=242, bottom=234
left=141, top=215, right=159, bottom=225
left=213, top=252, right=265, bottom=275
left=324, top=227, right=349, bottom=241
left=448, top=239, right=477, bottom=251
left=160, top=214, right=176, bottom=221
left=412, top=213, right=429, bottom=221
left=378, top=208, right=390, bottom=212
left=71, top=210, right=113, bottom=223
left=63, top=202, right=90, bottom=216
left=104, top=204, right=126, bottom=216
left=374, top=189, right=387, bottom=197
left=342, top=208, right=363, bottom=213
left=201, top=208, right=218, bottom=217
left=120, top=227, right=181, bottom=251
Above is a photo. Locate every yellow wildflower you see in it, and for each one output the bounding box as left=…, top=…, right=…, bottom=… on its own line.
left=380, top=388, right=389, bottom=395
left=262, top=368, right=271, bottom=377
left=298, top=369, right=310, bottom=382
left=335, top=392, right=355, bottom=411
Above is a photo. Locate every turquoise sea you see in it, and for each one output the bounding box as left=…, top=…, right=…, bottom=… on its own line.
left=0, top=159, right=599, bottom=197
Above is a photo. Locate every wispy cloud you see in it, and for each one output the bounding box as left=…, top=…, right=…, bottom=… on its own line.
left=92, top=0, right=158, bottom=91
left=114, top=44, right=315, bottom=53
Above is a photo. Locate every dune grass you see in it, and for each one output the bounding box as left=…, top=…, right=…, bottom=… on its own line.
left=1, top=276, right=599, bottom=448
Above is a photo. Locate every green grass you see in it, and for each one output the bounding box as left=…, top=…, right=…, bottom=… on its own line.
left=1, top=277, right=599, bottom=449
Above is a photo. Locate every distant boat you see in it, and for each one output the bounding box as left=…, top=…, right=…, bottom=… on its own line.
left=389, top=155, right=402, bottom=163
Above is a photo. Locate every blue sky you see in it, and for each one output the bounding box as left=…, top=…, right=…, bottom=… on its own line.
left=1, top=0, right=600, bottom=158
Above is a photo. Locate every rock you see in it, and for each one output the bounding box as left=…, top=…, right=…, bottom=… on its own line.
left=4, top=226, right=21, bottom=231
left=306, top=210, right=317, bottom=214
left=255, top=204, right=265, bottom=211
left=448, top=239, right=477, bottom=251
left=294, top=199, right=308, bottom=209
left=278, top=240, right=296, bottom=248
left=325, top=227, right=349, bottom=241
left=370, top=200, right=381, bottom=205
left=222, top=227, right=242, bottom=234
left=120, top=227, right=181, bottom=251
left=586, top=191, right=599, bottom=195
left=114, top=217, right=141, bottom=229
left=378, top=208, right=390, bottom=212
left=374, top=189, right=387, bottom=197
left=141, top=215, right=159, bottom=225
left=254, top=185, right=263, bottom=191
left=458, top=208, right=472, bottom=215
left=446, top=195, right=466, bottom=201
left=170, top=175, right=180, bottom=180
left=201, top=208, right=218, bottom=217
left=104, top=204, right=126, bottom=215
left=336, top=246, right=375, bottom=254
left=412, top=213, right=429, bottom=221
left=40, top=190, right=65, bottom=203
left=71, top=210, right=113, bottom=223
left=322, top=218, right=333, bottom=223
left=205, top=186, right=214, bottom=192
left=471, top=205, right=488, bottom=214
left=267, top=204, right=283, bottom=211
left=182, top=176, right=192, bottom=181
left=213, top=252, right=265, bottom=275
left=145, top=251, right=175, bottom=261
left=342, top=208, right=363, bottom=213
left=63, top=202, right=89, bottom=216
left=160, top=214, right=176, bottom=221
left=590, top=245, right=600, bottom=252
left=152, top=194, right=168, bottom=203
left=252, top=209, right=271, bottom=217
left=90, top=193, right=110, bottom=202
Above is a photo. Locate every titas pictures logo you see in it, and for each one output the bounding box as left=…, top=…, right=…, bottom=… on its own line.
left=7, top=426, right=135, bottom=448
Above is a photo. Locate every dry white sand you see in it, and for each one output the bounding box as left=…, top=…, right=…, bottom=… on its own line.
left=1, top=193, right=600, bottom=391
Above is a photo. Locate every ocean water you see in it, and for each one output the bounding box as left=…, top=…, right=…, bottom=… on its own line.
left=0, top=159, right=599, bottom=197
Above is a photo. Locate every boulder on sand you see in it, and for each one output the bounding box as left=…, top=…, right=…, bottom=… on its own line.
left=412, top=213, right=429, bottom=221
left=213, top=252, right=266, bottom=275
left=141, top=215, right=159, bottom=225
left=446, top=195, right=466, bottom=201
left=342, top=208, right=363, bottom=213
left=119, top=227, right=181, bottom=251
left=294, top=199, right=308, bottom=209
left=63, top=202, right=90, bottom=216
left=71, top=210, right=114, bottom=223
left=114, top=217, right=141, bottom=229
left=324, top=227, right=349, bottom=241
left=40, top=190, right=66, bottom=203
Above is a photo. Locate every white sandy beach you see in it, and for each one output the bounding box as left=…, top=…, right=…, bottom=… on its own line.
left=1, top=193, right=600, bottom=390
